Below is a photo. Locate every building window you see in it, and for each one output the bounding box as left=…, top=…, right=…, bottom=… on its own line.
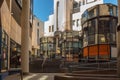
left=57, top=1, right=59, bottom=7
left=98, top=18, right=110, bottom=34
left=88, top=9, right=95, bottom=19
left=76, top=19, right=79, bottom=27
left=88, top=35, right=95, bottom=45
left=37, top=29, right=39, bottom=44
left=82, top=0, right=85, bottom=5
left=73, top=1, right=79, bottom=8
left=49, top=26, right=51, bottom=32
left=10, top=40, right=21, bottom=68
left=88, top=20, right=96, bottom=35
left=98, top=34, right=106, bottom=44
left=37, top=22, right=39, bottom=26
left=72, top=20, right=75, bottom=26
left=52, top=25, right=54, bottom=32
left=109, top=6, right=114, bottom=16
left=79, top=1, right=81, bottom=7
left=82, top=11, right=88, bottom=23
left=1, top=31, right=8, bottom=71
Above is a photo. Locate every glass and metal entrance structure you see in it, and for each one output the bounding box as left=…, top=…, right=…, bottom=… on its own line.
left=60, top=31, right=82, bottom=62
left=82, top=4, right=118, bottom=61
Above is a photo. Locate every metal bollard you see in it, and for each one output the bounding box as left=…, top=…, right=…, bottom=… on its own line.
left=20, top=70, right=23, bottom=80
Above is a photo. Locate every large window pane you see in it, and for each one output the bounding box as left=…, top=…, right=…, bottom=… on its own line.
left=88, top=7, right=96, bottom=19
left=113, top=6, right=117, bottom=16
left=73, top=42, right=78, bottom=48
left=109, top=6, right=113, bottom=16
left=98, top=34, right=106, bottom=44
left=98, top=18, right=110, bottom=34
left=83, top=37, right=88, bottom=47
left=67, top=32, right=72, bottom=37
left=88, top=35, right=95, bottom=45
left=110, top=19, right=117, bottom=33
left=1, top=31, right=8, bottom=71
left=82, top=11, right=88, bottom=23
left=43, top=43, right=47, bottom=50
left=109, top=33, right=116, bottom=43
left=88, top=20, right=96, bottom=35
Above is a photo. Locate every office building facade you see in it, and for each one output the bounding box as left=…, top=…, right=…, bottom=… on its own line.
left=42, top=0, right=118, bottom=61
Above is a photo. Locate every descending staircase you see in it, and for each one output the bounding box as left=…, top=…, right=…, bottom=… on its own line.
left=54, top=60, right=120, bottom=80
left=29, top=58, right=62, bottom=73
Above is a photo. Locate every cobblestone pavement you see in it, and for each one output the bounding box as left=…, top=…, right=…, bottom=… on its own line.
left=23, top=73, right=64, bottom=80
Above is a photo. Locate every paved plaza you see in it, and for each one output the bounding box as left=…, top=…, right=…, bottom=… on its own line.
left=23, top=73, right=64, bottom=80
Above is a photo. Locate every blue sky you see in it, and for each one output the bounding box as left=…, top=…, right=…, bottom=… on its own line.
left=33, top=0, right=117, bottom=22
left=33, top=0, right=53, bottom=21
left=104, top=0, right=117, bottom=5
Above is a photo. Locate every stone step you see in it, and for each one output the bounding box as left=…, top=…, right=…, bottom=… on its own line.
left=54, top=75, right=120, bottom=80
left=29, top=59, right=62, bottom=73
left=72, top=69, right=116, bottom=74
left=66, top=73, right=117, bottom=78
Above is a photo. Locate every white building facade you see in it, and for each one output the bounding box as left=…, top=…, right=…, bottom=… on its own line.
left=44, top=14, right=54, bottom=36
left=44, top=0, right=105, bottom=36
left=43, top=0, right=117, bottom=60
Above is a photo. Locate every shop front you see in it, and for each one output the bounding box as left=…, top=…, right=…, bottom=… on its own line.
left=0, top=28, right=9, bottom=79
left=10, top=39, right=21, bottom=68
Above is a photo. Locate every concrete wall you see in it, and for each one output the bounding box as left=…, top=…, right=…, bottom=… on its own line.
left=32, top=16, right=44, bottom=48
left=32, top=16, right=44, bottom=55
left=1, top=0, right=11, bottom=35
left=1, top=0, right=21, bottom=44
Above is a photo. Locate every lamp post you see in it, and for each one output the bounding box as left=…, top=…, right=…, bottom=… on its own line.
left=117, top=0, right=120, bottom=77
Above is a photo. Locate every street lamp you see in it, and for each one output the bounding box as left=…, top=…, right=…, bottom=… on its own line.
left=117, top=0, right=120, bottom=77
left=63, top=35, right=66, bottom=59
